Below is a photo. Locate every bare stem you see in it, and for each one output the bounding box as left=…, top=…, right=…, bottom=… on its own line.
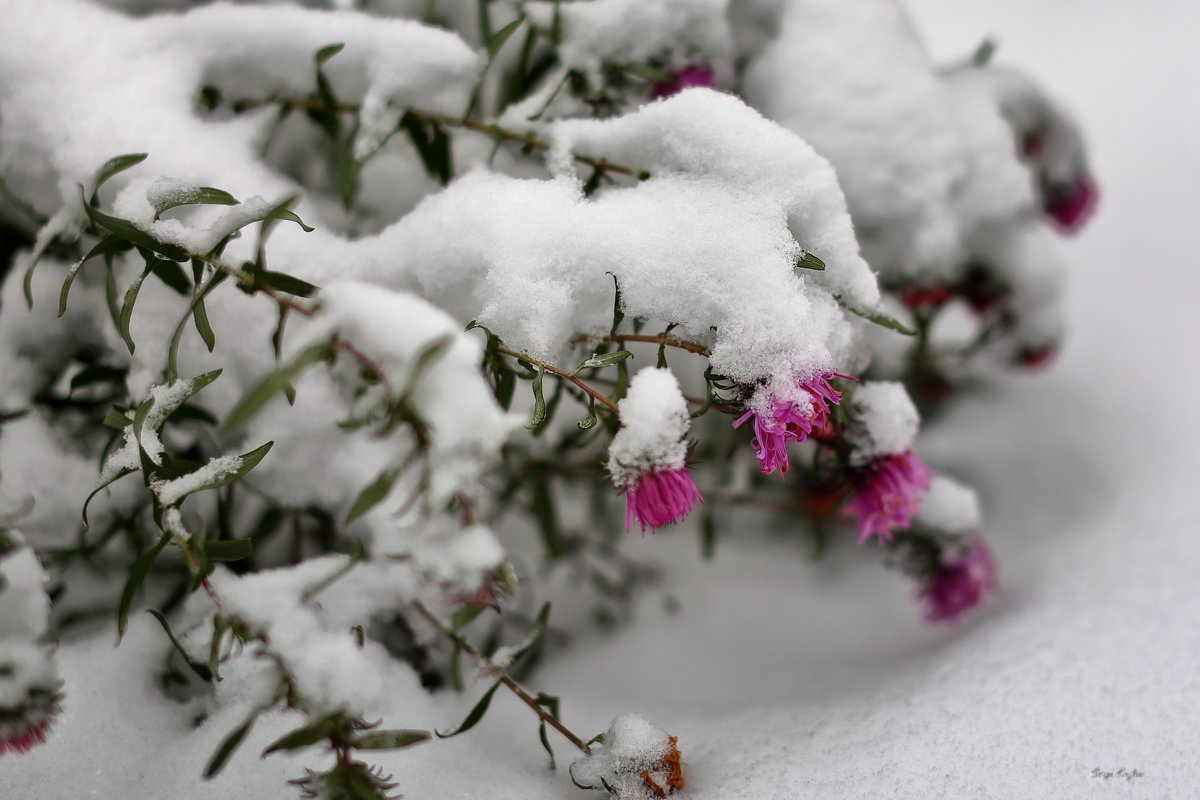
left=412, top=600, right=590, bottom=754
left=497, top=346, right=621, bottom=414
left=227, top=96, right=639, bottom=178
left=572, top=333, right=711, bottom=357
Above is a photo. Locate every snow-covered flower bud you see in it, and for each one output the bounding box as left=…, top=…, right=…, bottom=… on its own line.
left=608, top=368, right=702, bottom=533
left=843, top=381, right=932, bottom=543
left=570, top=714, right=683, bottom=798
left=917, top=538, right=997, bottom=623
left=0, top=529, right=62, bottom=756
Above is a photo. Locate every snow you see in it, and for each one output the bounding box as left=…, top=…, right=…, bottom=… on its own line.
left=3, top=1, right=1199, bottom=798
left=569, top=713, right=678, bottom=799
left=100, top=378, right=197, bottom=480
left=151, top=454, right=244, bottom=508
left=0, top=531, right=61, bottom=716
left=845, top=380, right=920, bottom=465
left=915, top=475, right=982, bottom=535
left=608, top=368, right=691, bottom=488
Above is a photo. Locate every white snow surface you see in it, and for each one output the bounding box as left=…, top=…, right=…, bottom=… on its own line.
left=608, top=367, right=691, bottom=488
left=846, top=380, right=920, bottom=465
left=4, top=2, right=1199, bottom=799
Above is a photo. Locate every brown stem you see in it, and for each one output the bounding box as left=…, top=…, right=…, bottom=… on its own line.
left=228, top=97, right=638, bottom=178
left=497, top=346, right=620, bottom=414
left=412, top=600, right=589, bottom=754
left=572, top=333, right=711, bottom=357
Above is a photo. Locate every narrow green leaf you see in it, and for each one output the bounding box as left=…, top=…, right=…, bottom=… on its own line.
left=796, top=252, right=826, bottom=271
left=160, top=442, right=274, bottom=504
left=93, top=153, right=148, bottom=197
left=487, top=19, right=523, bottom=57
left=103, top=407, right=133, bottom=430
left=118, top=264, right=153, bottom=354
left=204, top=540, right=253, bottom=563
left=58, top=236, right=132, bottom=317
left=263, top=715, right=339, bottom=756
left=577, top=396, right=597, bottom=430
left=85, top=202, right=189, bottom=261
left=147, top=608, right=213, bottom=682
left=450, top=604, right=488, bottom=633
left=833, top=294, right=917, bottom=336
left=69, top=364, right=125, bottom=394
left=506, top=602, right=550, bottom=665
left=154, top=187, right=238, bottom=219
left=570, top=350, right=632, bottom=375
left=222, top=340, right=334, bottom=432
left=150, top=259, right=192, bottom=294
left=315, top=43, right=345, bottom=67
left=117, top=530, right=171, bottom=640
left=353, top=730, right=430, bottom=750
left=345, top=469, right=400, bottom=523
left=525, top=366, right=547, bottom=431
left=204, top=711, right=259, bottom=779
left=399, top=335, right=453, bottom=399
left=700, top=511, right=716, bottom=560
left=435, top=679, right=502, bottom=738
left=82, top=467, right=136, bottom=529
left=259, top=270, right=317, bottom=298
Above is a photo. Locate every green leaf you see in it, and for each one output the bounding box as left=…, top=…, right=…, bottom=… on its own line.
left=93, top=153, right=148, bottom=198
left=154, top=187, right=238, bottom=219
left=103, top=407, right=133, bottom=430
left=117, top=530, right=171, bottom=641
left=450, top=604, right=488, bottom=633
left=399, top=334, right=453, bottom=399
left=204, top=539, right=253, bottom=563
left=58, top=236, right=132, bottom=317
left=315, top=43, right=345, bottom=67
left=577, top=396, right=597, bottom=430
left=435, top=679, right=502, bottom=738
left=263, top=204, right=315, bottom=233
left=83, top=467, right=136, bottom=529
left=204, top=710, right=260, bottom=778
left=263, top=715, right=340, bottom=756
left=525, top=366, right=547, bottom=432
left=796, top=252, right=826, bottom=271
left=69, top=364, right=126, bottom=395
left=222, top=340, right=335, bottom=431
left=506, top=602, right=550, bottom=665
left=833, top=294, right=916, bottom=336
left=147, top=608, right=213, bottom=682
left=487, top=19, right=523, bottom=58
left=400, top=114, right=454, bottom=186
left=151, top=258, right=192, bottom=294
left=353, top=730, right=430, bottom=750
left=117, top=264, right=153, bottom=354
left=159, top=442, right=274, bottom=504
left=259, top=270, right=317, bottom=298
left=569, top=350, right=632, bottom=375
left=85, top=201, right=189, bottom=262
left=345, top=468, right=400, bottom=523
left=700, top=510, right=717, bottom=560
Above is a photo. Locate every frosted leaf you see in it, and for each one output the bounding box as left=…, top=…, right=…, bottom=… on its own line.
left=150, top=454, right=244, bottom=507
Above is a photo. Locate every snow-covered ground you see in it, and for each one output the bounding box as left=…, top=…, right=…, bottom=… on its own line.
left=6, top=2, right=1198, bottom=798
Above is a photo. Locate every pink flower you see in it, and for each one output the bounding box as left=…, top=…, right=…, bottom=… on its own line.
left=625, top=468, right=704, bottom=533
left=733, top=373, right=851, bottom=476
left=845, top=451, right=932, bottom=544
left=649, top=64, right=716, bottom=100
left=0, top=706, right=56, bottom=756
left=1044, top=174, right=1099, bottom=233
left=917, top=539, right=997, bottom=623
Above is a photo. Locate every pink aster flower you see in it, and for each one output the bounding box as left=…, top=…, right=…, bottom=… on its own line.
left=625, top=468, right=704, bottom=534
left=917, top=539, right=997, bottom=623
left=0, top=703, right=57, bottom=756
left=1044, top=173, right=1098, bottom=232
left=733, top=373, right=852, bottom=476
left=649, top=64, right=716, bottom=100
left=845, top=451, right=932, bottom=544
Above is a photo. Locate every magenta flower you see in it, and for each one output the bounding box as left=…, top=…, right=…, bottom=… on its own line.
left=649, top=64, right=716, bottom=100
left=733, top=372, right=852, bottom=476
left=844, top=451, right=932, bottom=544
left=0, top=710, right=55, bottom=756
left=917, top=539, right=997, bottom=623
left=1044, top=174, right=1098, bottom=232
left=625, top=468, right=704, bottom=533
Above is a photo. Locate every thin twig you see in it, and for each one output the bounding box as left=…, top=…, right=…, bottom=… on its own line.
left=412, top=600, right=589, bottom=754
left=572, top=333, right=711, bottom=357
left=496, top=346, right=620, bottom=414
